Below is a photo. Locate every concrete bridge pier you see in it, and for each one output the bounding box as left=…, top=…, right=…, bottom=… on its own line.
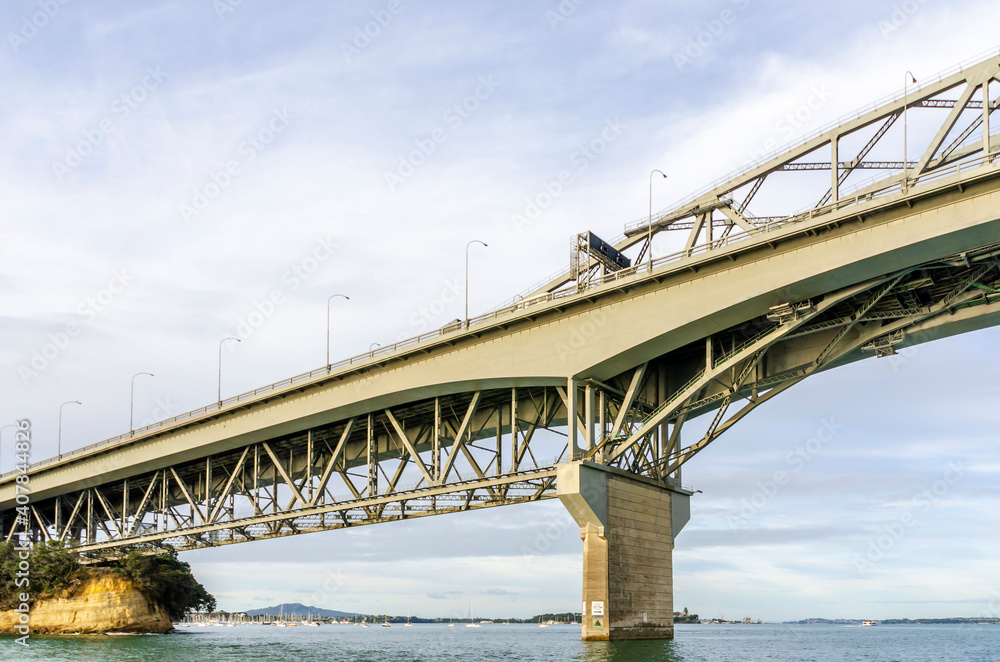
left=557, top=461, right=690, bottom=641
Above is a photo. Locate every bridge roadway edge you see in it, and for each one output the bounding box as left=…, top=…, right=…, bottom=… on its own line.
left=3, top=170, right=1000, bottom=512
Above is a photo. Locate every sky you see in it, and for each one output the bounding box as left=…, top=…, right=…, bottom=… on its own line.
left=1, top=0, right=999, bottom=623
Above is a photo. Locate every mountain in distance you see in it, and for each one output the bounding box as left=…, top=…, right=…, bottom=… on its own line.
left=243, top=603, right=357, bottom=618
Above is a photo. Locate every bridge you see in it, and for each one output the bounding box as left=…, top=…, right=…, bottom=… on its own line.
left=4, top=50, right=1000, bottom=641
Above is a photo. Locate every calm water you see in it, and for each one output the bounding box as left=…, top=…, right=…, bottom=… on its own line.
left=2, top=623, right=999, bottom=661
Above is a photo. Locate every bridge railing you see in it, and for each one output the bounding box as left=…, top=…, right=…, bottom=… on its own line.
left=4, top=112, right=998, bottom=482
left=621, top=45, right=1000, bottom=236
left=496, top=48, right=1000, bottom=313
left=492, top=151, right=998, bottom=311
left=494, top=49, right=1000, bottom=313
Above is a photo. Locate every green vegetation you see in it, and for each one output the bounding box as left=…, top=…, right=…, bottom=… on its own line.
left=0, top=542, right=215, bottom=620
left=674, top=607, right=700, bottom=623
left=112, top=549, right=216, bottom=620
left=0, top=541, right=87, bottom=609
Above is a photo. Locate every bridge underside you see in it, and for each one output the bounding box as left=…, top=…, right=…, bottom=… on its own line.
left=4, top=54, right=1000, bottom=642
left=5, top=242, right=1000, bottom=562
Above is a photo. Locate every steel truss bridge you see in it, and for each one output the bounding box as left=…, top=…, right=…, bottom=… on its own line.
left=4, top=51, right=1000, bottom=564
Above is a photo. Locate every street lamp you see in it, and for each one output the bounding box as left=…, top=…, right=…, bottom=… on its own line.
left=369, top=342, right=380, bottom=357
left=327, top=294, right=350, bottom=370
left=904, top=71, right=917, bottom=192
left=58, top=400, right=82, bottom=459
left=0, top=424, right=16, bottom=473
left=218, top=337, right=241, bottom=406
left=649, top=170, right=668, bottom=269
left=465, top=240, right=488, bottom=329
left=130, top=372, right=154, bottom=436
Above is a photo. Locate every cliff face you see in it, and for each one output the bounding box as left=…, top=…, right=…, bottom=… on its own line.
left=0, top=571, right=172, bottom=634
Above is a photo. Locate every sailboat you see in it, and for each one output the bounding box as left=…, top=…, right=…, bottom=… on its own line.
left=466, top=601, right=481, bottom=628
left=275, top=605, right=287, bottom=627
left=381, top=613, right=392, bottom=627
left=405, top=610, right=413, bottom=627
left=538, top=615, right=549, bottom=628
left=303, top=612, right=319, bottom=627
left=447, top=617, right=455, bottom=627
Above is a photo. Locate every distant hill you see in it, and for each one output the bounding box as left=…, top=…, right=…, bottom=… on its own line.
left=243, top=603, right=357, bottom=618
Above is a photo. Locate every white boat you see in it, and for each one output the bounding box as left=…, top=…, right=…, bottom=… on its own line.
left=466, top=601, right=481, bottom=627
left=861, top=620, right=878, bottom=626
left=538, top=616, right=548, bottom=628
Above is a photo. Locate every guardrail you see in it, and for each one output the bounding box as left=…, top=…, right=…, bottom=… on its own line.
left=3, top=135, right=996, bottom=483
left=621, top=46, right=1000, bottom=235
left=493, top=48, right=1000, bottom=311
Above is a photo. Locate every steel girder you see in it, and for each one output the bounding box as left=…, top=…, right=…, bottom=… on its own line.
left=594, top=244, right=1000, bottom=479
left=3, top=245, right=999, bottom=557
left=511, top=52, right=1000, bottom=303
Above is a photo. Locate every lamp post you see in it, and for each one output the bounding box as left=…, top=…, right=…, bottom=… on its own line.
left=218, top=337, right=241, bottom=406
left=904, top=71, right=917, bottom=192
left=369, top=342, right=380, bottom=357
left=130, top=372, right=154, bottom=436
left=58, top=400, right=81, bottom=459
left=0, top=424, right=16, bottom=473
left=327, top=294, right=350, bottom=370
left=649, top=170, right=668, bottom=269
left=465, top=240, right=488, bottom=329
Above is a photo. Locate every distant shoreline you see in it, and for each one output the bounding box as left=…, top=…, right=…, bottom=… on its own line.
left=779, top=618, right=1000, bottom=625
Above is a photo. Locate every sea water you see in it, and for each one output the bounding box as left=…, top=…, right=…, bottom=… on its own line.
left=2, top=622, right=999, bottom=661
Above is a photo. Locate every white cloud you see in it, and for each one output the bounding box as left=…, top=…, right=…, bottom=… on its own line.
left=3, top=0, right=1000, bottom=622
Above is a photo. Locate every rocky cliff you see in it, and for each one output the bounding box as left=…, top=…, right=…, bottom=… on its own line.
left=0, top=571, right=172, bottom=634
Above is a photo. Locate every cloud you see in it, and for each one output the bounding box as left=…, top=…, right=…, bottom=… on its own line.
left=4, top=0, right=1000, bottom=623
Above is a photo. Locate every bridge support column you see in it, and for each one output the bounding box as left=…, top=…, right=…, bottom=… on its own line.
left=557, top=461, right=690, bottom=641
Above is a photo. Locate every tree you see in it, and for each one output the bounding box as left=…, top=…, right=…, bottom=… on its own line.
left=0, top=542, right=216, bottom=621
left=111, top=549, right=216, bottom=619
left=0, top=541, right=83, bottom=609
